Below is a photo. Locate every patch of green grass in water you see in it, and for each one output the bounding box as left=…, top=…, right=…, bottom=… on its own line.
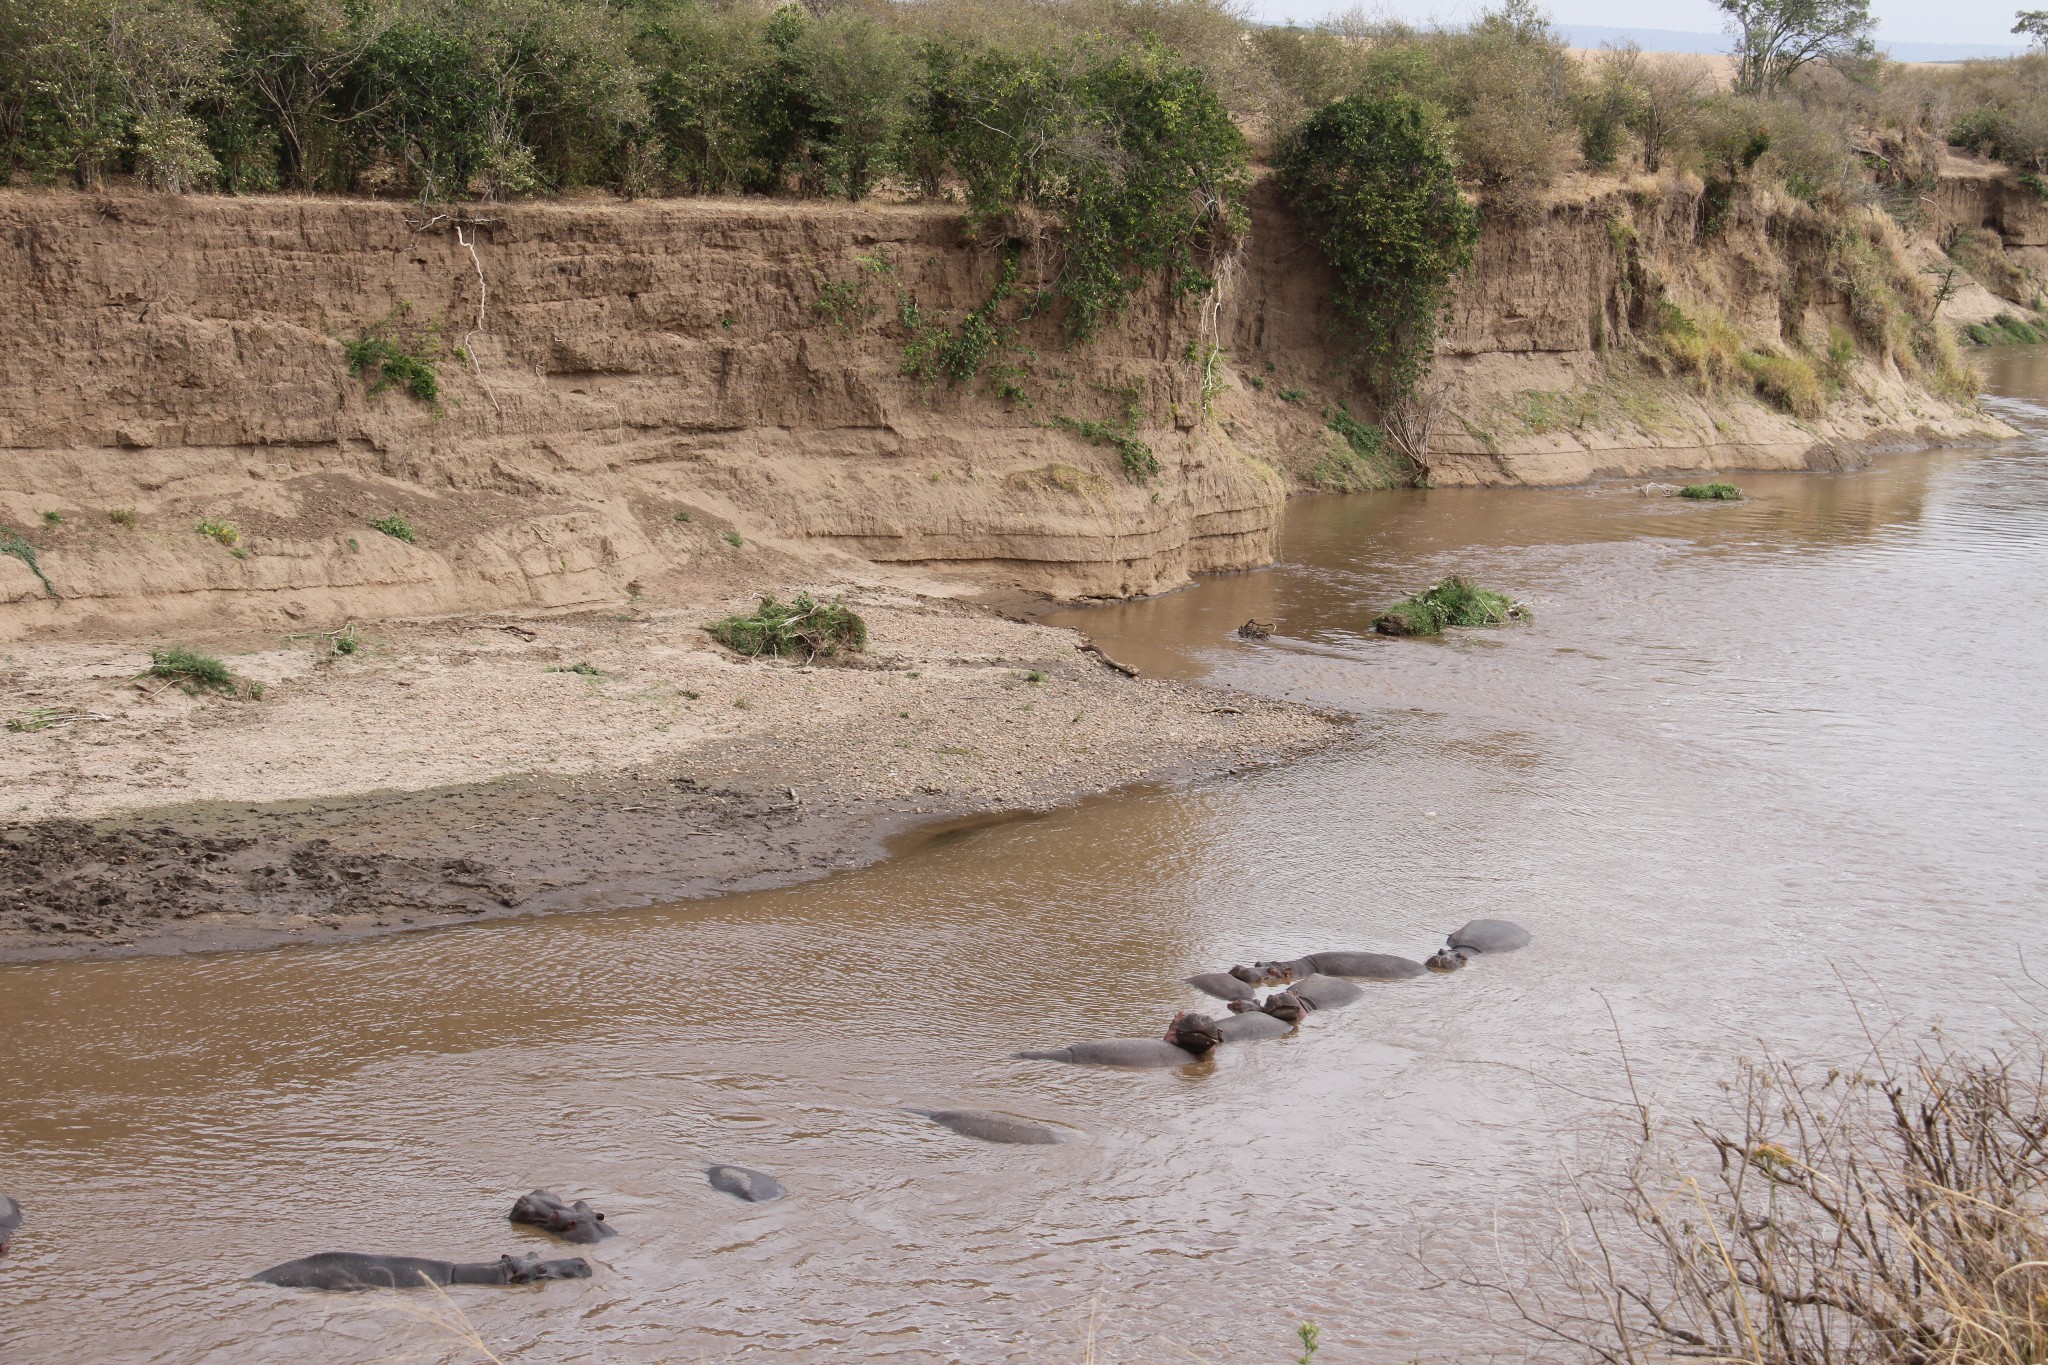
left=1374, top=577, right=1529, bottom=637
left=1679, top=482, right=1743, bottom=500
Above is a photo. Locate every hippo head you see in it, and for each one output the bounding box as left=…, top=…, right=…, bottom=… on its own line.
left=1165, top=1010, right=1223, bottom=1057
left=1252, top=959, right=1303, bottom=986
left=1260, top=989, right=1312, bottom=1025
left=510, top=1189, right=615, bottom=1244
left=1227, top=964, right=1264, bottom=985
left=1425, top=946, right=1474, bottom=973
left=498, top=1252, right=593, bottom=1284
left=1225, top=998, right=1260, bottom=1014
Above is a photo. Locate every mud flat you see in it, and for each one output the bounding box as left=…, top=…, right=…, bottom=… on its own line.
left=0, top=588, right=1340, bottom=961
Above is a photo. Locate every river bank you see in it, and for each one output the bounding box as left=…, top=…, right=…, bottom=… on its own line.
left=0, top=586, right=1341, bottom=962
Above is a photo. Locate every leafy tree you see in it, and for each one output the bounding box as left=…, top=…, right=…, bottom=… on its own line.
left=796, top=10, right=912, bottom=200
left=2016, top=10, right=2048, bottom=49
left=1717, top=0, right=1876, bottom=97
left=1279, top=91, right=1478, bottom=402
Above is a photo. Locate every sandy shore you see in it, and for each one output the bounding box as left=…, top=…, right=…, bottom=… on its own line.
left=0, top=586, right=1343, bottom=961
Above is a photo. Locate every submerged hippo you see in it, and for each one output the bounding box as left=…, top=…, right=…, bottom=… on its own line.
left=906, top=1108, right=1067, bottom=1145
left=1186, top=971, right=1258, bottom=1003
left=1447, top=919, right=1533, bottom=954
left=1289, top=974, right=1365, bottom=1010
left=707, top=1165, right=786, bottom=1203
left=1301, top=951, right=1427, bottom=980
left=1425, top=946, right=1474, bottom=973
left=253, top=1251, right=592, bottom=1291
left=0, top=1194, right=20, bottom=1254
left=1016, top=1011, right=1224, bottom=1068
left=509, top=1189, right=615, bottom=1244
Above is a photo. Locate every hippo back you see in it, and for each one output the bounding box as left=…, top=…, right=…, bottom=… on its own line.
left=0, top=1194, right=20, bottom=1253
left=906, top=1108, right=1066, bottom=1145
left=707, top=1165, right=787, bottom=1203
left=1448, top=919, right=1533, bottom=953
left=1216, top=1011, right=1296, bottom=1042
left=1023, top=1039, right=1210, bottom=1068
left=1185, top=972, right=1257, bottom=1002
left=1304, top=951, right=1426, bottom=980
left=254, top=1252, right=457, bottom=1291
left=1290, top=974, right=1366, bottom=1009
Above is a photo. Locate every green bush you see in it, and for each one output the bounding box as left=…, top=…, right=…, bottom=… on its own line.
left=1373, top=577, right=1528, bottom=636
left=368, top=514, right=418, bottom=543
left=709, top=592, right=867, bottom=660
left=1278, top=92, right=1478, bottom=403
left=1679, top=482, right=1743, bottom=499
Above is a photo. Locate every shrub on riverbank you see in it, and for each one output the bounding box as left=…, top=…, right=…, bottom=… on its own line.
left=1967, top=312, right=2048, bottom=346
left=1510, top=1028, right=2048, bottom=1365
left=1679, top=482, right=1743, bottom=499
left=147, top=646, right=261, bottom=698
left=709, top=593, right=866, bottom=661
left=1373, top=577, right=1528, bottom=636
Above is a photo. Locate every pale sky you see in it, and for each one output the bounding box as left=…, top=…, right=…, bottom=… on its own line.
left=1246, top=0, right=2025, bottom=48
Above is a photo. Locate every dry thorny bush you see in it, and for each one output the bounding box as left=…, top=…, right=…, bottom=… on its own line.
left=1478, top=1014, right=2048, bottom=1365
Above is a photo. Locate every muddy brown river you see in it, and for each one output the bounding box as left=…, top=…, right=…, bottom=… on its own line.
left=6, top=354, right=2048, bottom=1362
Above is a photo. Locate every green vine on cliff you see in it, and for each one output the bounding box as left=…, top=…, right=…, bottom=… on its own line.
left=0, top=528, right=54, bottom=597
left=1278, top=93, right=1478, bottom=404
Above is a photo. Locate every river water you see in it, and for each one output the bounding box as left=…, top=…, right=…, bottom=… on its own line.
left=5, top=354, right=2047, bottom=1363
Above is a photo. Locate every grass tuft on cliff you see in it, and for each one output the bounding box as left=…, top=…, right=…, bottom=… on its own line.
left=1374, top=577, right=1528, bottom=637
left=710, top=593, right=867, bottom=661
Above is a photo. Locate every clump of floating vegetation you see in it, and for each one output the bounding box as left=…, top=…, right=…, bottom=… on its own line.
left=709, top=593, right=867, bottom=661
left=1679, top=482, right=1743, bottom=500
left=1373, top=577, right=1529, bottom=637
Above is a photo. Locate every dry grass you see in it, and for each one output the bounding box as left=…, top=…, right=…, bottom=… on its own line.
left=1481, top=1018, right=2048, bottom=1365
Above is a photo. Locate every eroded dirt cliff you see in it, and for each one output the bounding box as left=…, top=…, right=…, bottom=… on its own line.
left=0, top=174, right=2011, bottom=639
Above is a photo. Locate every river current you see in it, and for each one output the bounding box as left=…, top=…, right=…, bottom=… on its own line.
left=4, top=354, right=2047, bottom=1362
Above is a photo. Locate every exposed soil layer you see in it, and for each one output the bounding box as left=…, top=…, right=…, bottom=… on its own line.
left=0, top=589, right=1342, bottom=960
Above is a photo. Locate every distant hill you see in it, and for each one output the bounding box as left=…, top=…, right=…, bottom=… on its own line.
left=1559, top=24, right=2026, bottom=62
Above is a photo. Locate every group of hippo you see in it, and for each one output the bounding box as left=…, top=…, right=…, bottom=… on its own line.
left=903, top=918, right=1533, bottom=1144
left=0, top=921, right=1528, bottom=1290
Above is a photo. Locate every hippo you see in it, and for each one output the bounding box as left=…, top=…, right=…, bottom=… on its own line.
left=1015, top=1011, right=1224, bottom=1068
left=253, top=1251, right=591, bottom=1291
left=1301, top=951, right=1427, bottom=980
left=0, top=1194, right=19, bottom=1255
left=707, top=1165, right=786, bottom=1203
left=509, top=1189, right=615, bottom=1244
left=1425, top=946, right=1474, bottom=973
left=1258, top=989, right=1314, bottom=1025
left=1186, top=971, right=1258, bottom=1003
left=905, top=1108, right=1067, bottom=1145
left=1448, top=919, right=1533, bottom=954
left=1216, top=1009, right=1295, bottom=1041
left=1289, top=974, right=1365, bottom=1010
left=1231, top=960, right=1308, bottom=986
